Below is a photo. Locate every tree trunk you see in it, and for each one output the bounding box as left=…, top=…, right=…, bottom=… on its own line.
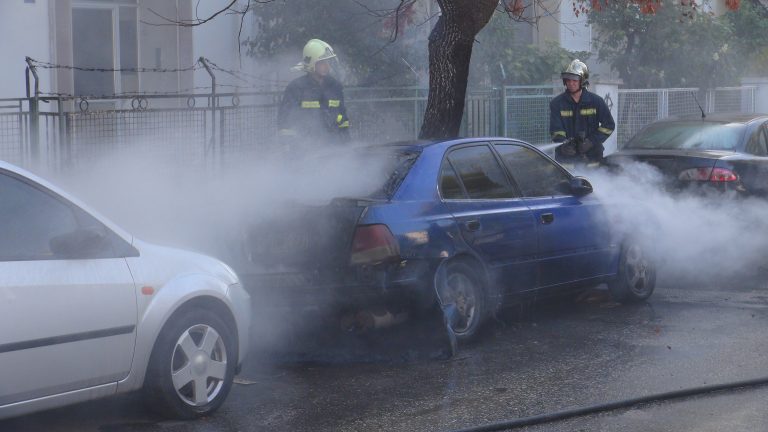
left=418, top=0, right=497, bottom=140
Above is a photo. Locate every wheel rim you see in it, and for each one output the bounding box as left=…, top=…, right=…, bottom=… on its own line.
left=440, top=271, right=478, bottom=335
left=170, top=324, right=228, bottom=407
left=624, top=244, right=652, bottom=296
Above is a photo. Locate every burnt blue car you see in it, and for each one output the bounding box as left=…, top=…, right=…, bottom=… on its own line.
left=242, top=138, right=655, bottom=341
left=605, top=113, right=768, bottom=196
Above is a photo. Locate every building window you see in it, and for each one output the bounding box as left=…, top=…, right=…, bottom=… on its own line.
left=72, top=3, right=138, bottom=97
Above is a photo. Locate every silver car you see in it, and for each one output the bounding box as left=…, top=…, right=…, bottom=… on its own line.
left=0, top=161, right=250, bottom=420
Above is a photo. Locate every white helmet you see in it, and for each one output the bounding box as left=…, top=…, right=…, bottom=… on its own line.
left=293, top=39, right=337, bottom=73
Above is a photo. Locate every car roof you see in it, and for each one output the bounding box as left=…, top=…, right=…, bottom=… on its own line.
left=657, top=112, right=768, bottom=125
left=379, top=137, right=530, bottom=150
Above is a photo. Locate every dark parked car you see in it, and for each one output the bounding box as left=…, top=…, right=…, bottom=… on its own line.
left=241, top=138, right=655, bottom=341
left=605, top=113, right=768, bottom=196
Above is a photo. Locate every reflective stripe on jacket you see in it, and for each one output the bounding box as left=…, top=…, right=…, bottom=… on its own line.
left=277, top=74, right=350, bottom=142
left=549, top=89, right=614, bottom=149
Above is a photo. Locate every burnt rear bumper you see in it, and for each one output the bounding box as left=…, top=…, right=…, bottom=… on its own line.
left=240, top=259, right=436, bottom=312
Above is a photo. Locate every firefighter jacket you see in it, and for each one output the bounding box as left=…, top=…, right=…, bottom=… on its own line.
left=277, top=74, right=350, bottom=143
left=549, top=89, right=614, bottom=161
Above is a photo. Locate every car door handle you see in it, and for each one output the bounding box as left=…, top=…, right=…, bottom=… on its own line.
left=540, top=213, right=554, bottom=224
left=464, top=220, right=481, bottom=231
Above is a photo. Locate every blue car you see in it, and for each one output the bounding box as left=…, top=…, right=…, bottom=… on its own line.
left=242, top=138, right=655, bottom=341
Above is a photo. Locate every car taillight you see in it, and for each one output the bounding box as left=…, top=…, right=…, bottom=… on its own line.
left=678, top=167, right=738, bottom=182
left=349, top=224, right=400, bottom=265
left=709, top=168, right=738, bottom=182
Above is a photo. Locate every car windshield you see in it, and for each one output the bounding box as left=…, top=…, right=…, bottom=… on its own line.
left=624, top=121, right=746, bottom=150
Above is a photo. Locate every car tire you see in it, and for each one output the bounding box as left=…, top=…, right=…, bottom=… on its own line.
left=143, top=307, right=237, bottom=419
left=436, top=261, right=486, bottom=343
left=608, top=241, right=656, bottom=303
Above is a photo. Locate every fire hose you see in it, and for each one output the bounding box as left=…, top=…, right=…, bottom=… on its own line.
left=449, top=375, right=768, bottom=431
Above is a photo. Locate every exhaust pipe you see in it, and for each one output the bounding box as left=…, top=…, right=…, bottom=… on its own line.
left=341, top=307, right=409, bottom=332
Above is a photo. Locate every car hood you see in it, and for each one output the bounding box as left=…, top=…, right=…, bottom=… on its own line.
left=128, top=239, right=240, bottom=288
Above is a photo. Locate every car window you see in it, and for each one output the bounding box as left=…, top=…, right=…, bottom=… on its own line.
left=446, top=145, right=517, bottom=199
left=439, top=162, right=466, bottom=199
left=0, top=172, right=133, bottom=261
left=494, top=143, right=571, bottom=197
left=0, top=172, right=80, bottom=260
left=746, top=124, right=768, bottom=156
left=624, top=121, right=746, bottom=150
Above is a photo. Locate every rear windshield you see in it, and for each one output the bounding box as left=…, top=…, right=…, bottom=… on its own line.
left=624, top=121, right=746, bottom=150
left=360, top=147, right=420, bottom=199
left=306, top=146, right=420, bottom=201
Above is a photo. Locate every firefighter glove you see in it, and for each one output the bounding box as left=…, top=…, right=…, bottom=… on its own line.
left=557, top=140, right=577, bottom=156
left=578, top=138, right=593, bottom=154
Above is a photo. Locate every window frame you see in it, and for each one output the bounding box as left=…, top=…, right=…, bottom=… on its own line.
left=438, top=142, right=522, bottom=202
left=0, top=169, right=138, bottom=262
left=72, top=1, right=140, bottom=97
left=491, top=140, right=575, bottom=199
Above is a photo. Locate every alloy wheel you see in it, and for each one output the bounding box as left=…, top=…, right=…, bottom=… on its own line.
left=170, top=324, right=228, bottom=407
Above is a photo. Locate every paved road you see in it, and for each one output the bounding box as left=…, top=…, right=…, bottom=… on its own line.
left=4, top=271, right=768, bottom=432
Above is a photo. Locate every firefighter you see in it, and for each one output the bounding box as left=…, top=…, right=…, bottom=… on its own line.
left=550, top=59, right=615, bottom=165
left=277, top=39, right=350, bottom=145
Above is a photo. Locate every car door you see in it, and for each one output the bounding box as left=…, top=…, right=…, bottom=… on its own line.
left=440, top=143, right=538, bottom=293
left=0, top=170, right=137, bottom=406
left=493, top=142, right=614, bottom=287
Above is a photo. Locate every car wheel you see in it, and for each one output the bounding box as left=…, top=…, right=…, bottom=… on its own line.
left=608, top=242, right=656, bottom=303
left=436, top=261, right=486, bottom=343
left=143, top=307, right=237, bottom=419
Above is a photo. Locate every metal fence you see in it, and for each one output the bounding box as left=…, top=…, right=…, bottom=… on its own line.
left=0, top=98, right=31, bottom=166
left=501, top=85, right=758, bottom=147
left=503, top=85, right=559, bottom=145
left=616, top=87, right=756, bottom=147
left=0, top=84, right=758, bottom=170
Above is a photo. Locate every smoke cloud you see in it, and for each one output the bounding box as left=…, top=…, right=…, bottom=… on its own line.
left=576, top=162, right=768, bottom=285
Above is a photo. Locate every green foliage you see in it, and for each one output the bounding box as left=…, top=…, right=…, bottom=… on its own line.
left=470, top=12, right=590, bottom=86
left=587, top=0, right=768, bottom=88
left=243, top=0, right=427, bottom=86
left=501, top=42, right=590, bottom=85
left=724, top=0, right=768, bottom=76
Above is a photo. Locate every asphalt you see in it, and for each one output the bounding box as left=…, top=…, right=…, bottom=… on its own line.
left=4, top=270, right=768, bottom=432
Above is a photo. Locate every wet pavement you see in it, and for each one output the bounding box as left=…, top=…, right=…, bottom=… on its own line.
left=4, top=271, right=768, bottom=432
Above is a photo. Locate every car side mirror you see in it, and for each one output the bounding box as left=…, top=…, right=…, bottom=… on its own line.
left=569, top=176, right=593, bottom=196
left=50, top=228, right=107, bottom=259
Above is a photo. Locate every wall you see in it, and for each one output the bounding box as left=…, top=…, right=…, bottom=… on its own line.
left=192, top=0, right=258, bottom=91
left=0, top=0, right=52, bottom=98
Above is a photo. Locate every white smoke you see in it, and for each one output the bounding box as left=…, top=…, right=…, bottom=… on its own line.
left=576, top=162, right=768, bottom=285
left=53, top=140, right=389, bottom=253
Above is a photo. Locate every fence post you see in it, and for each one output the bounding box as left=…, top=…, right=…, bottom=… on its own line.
left=500, top=86, right=507, bottom=137
left=25, top=57, right=40, bottom=164
left=57, top=97, right=68, bottom=170
left=199, top=57, right=217, bottom=162
left=414, top=88, right=419, bottom=139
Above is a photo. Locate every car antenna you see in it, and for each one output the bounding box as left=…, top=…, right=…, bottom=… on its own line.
left=693, top=90, right=706, bottom=119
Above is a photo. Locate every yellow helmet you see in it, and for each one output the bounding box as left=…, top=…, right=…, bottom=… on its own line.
left=294, top=39, right=337, bottom=73
left=561, top=59, right=589, bottom=87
